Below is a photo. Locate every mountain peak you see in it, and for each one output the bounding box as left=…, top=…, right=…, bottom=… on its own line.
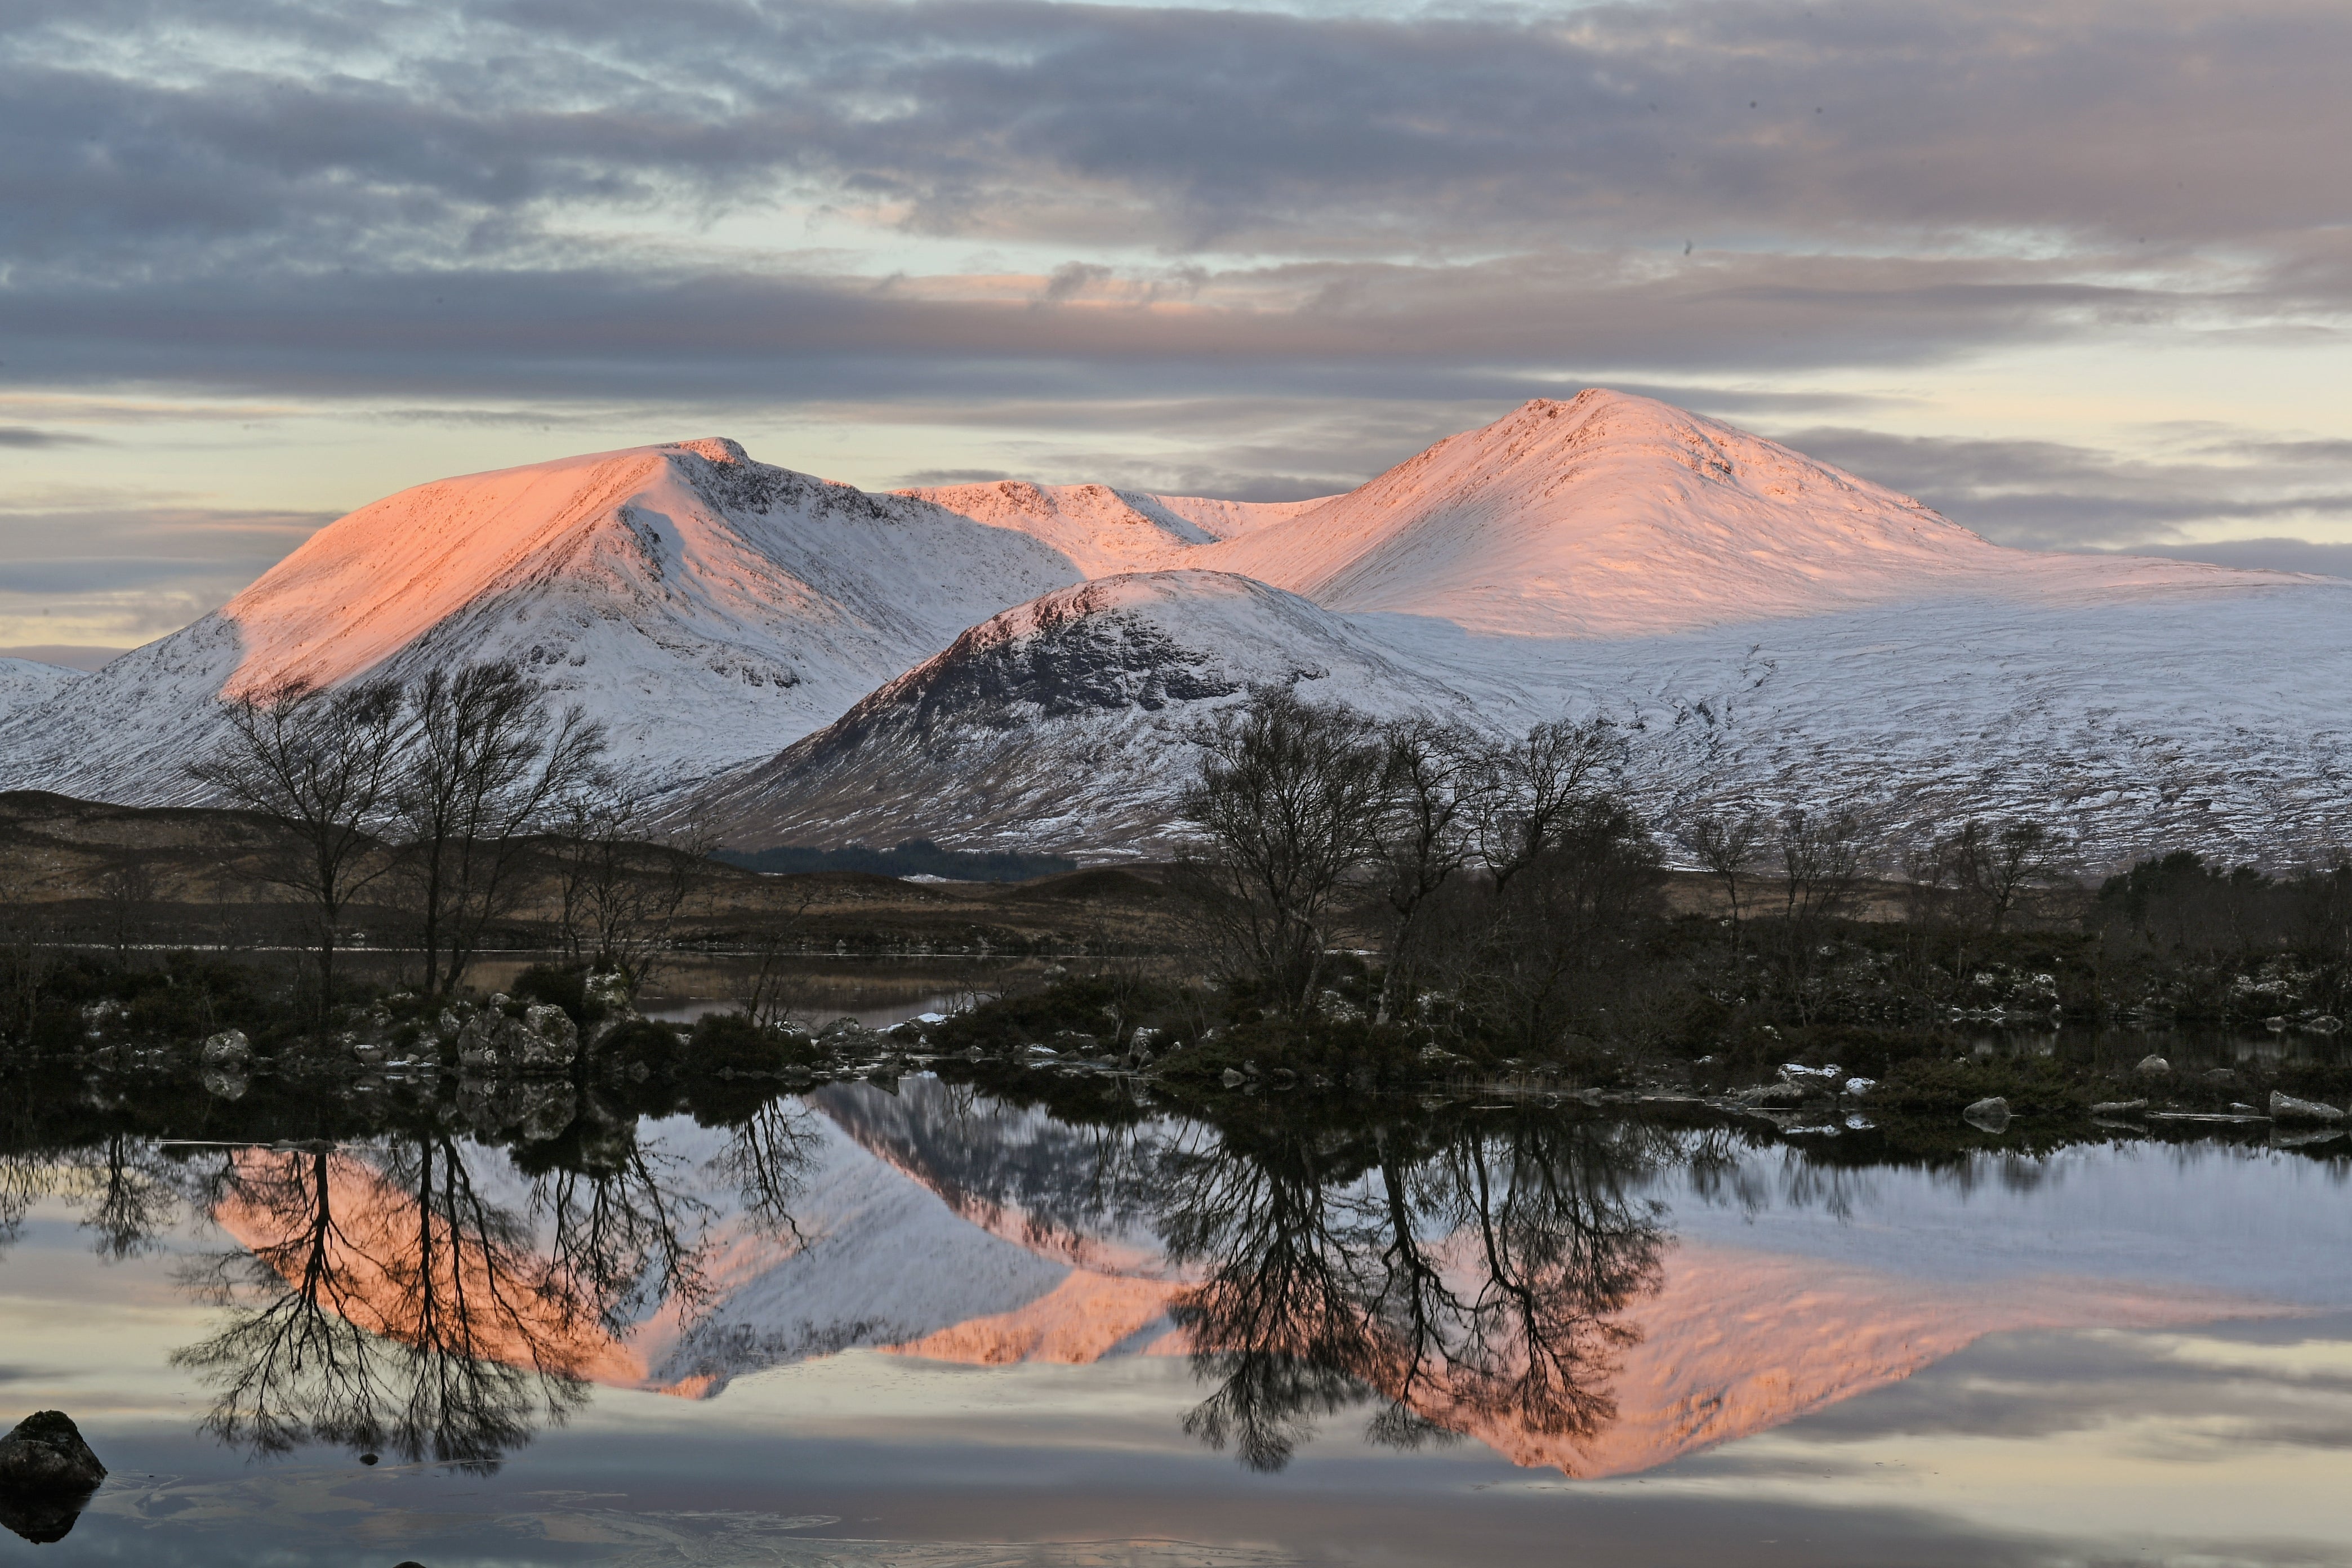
left=666, top=436, right=751, bottom=466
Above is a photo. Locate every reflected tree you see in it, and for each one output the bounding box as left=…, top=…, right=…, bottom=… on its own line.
left=706, top=1097, right=823, bottom=1245
left=1162, top=1110, right=1671, bottom=1472
left=536, top=1128, right=717, bottom=1334
left=173, top=1141, right=597, bottom=1472
left=60, top=1130, right=181, bottom=1260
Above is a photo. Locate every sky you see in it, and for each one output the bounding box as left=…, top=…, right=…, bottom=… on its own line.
left=2, top=0, right=2348, bottom=664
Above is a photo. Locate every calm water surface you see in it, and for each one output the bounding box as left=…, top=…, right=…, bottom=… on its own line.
left=5, top=990, right=2351, bottom=1566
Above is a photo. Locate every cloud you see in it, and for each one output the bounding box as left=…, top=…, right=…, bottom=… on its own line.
left=1767, top=426, right=2352, bottom=547
left=0, top=0, right=2346, bottom=612
left=2118, top=538, right=2352, bottom=578
left=0, top=426, right=97, bottom=448
left=0, top=504, right=332, bottom=647
left=0, top=0, right=2344, bottom=402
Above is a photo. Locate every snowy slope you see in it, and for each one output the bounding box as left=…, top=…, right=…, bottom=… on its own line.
left=5, top=389, right=2336, bottom=865
left=0, top=439, right=1089, bottom=803
left=1202, top=390, right=2285, bottom=637
left=699, top=393, right=2347, bottom=866
left=0, top=657, right=81, bottom=723
left=698, top=571, right=2352, bottom=867
left=697, top=569, right=1473, bottom=853
left=900, top=480, right=1321, bottom=577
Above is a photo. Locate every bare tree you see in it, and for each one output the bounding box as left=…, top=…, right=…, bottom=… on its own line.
left=96, top=847, right=162, bottom=966
left=1772, top=805, right=1874, bottom=1017
left=1473, top=720, right=1624, bottom=896
left=1177, top=687, right=1389, bottom=1018
left=1456, top=795, right=1665, bottom=1056
left=188, top=680, right=407, bottom=1015
left=1676, top=811, right=1766, bottom=950
left=549, top=790, right=716, bottom=990
left=1366, top=718, right=1484, bottom=1023
left=394, top=663, right=608, bottom=996
left=733, top=883, right=819, bottom=1032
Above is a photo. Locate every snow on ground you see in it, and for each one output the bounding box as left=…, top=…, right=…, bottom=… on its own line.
left=0, top=656, right=83, bottom=724
left=4, top=389, right=2339, bottom=867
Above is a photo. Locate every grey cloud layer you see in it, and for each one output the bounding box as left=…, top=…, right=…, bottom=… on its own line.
left=14, top=0, right=2346, bottom=264
left=1772, top=427, right=2352, bottom=549
left=2, top=0, right=2347, bottom=550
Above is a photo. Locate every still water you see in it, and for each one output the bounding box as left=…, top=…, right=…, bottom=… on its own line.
left=5, top=1022, right=2352, bottom=1565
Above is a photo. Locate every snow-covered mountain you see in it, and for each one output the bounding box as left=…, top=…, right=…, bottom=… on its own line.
left=1195, top=393, right=2260, bottom=636
left=696, top=392, right=2349, bottom=866
left=3, top=388, right=2341, bottom=865
left=0, top=439, right=1094, bottom=801
left=0, top=657, right=81, bottom=723
left=898, top=480, right=1321, bottom=577
left=696, top=569, right=1472, bottom=852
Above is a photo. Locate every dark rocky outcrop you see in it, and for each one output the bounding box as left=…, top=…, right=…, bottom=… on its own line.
left=0, top=1411, right=105, bottom=1543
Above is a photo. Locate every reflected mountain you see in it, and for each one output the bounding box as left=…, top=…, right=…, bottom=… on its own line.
left=3, top=1065, right=2344, bottom=1482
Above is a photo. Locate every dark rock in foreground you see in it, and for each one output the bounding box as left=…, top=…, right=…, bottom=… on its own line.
left=0, top=1411, right=104, bottom=1544
left=0, top=1411, right=106, bottom=1494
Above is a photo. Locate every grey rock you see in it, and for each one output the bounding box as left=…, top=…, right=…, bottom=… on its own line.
left=2270, top=1090, right=2346, bottom=1124
left=2090, top=1099, right=2149, bottom=1117
left=456, top=1005, right=578, bottom=1073
left=201, top=1067, right=250, bottom=1101
left=2135, top=1054, right=2171, bottom=1075
left=1963, top=1095, right=2013, bottom=1132
left=2304, top=1015, right=2345, bottom=1036
left=1736, top=1082, right=1808, bottom=1108
left=1220, top=1068, right=1246, bottom=1088
left=519, top=1004, right=580, bottom=1067
left=0, top=1410, right=106, bottom=1494
left=1841, top=1076, right=1877, bottom=1098
left=198, top=1029, right=251, bottom=1069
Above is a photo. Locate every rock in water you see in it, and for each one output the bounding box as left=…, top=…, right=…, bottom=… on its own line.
left=2135, top=1055, right=2171, bottom=1076
left=0, top=1411, right=105, bottom=1495
left=199, top=1028, right=251, bottom=1068
left=2091, top=1099, right=2149, bottom=1117
left=1963, top=1096, right=2013, bottom=1132
left=2270, top=1090, right=2346, bottom=1124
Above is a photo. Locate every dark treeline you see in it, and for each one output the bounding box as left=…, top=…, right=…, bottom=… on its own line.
left=1147, top=685, right=2352, bottom=1108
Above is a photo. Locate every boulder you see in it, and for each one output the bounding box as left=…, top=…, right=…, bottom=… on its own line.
left=199, top=1029, right=252, bottom=1069
left=456, top=1005, right=578, bottom=1073
left=2090, top=1099, right=2149, bottom=1116
left=2270, top=1090, right=2346, bottom=1124
left=2135, top=1055, right=2171, bottom=1076
left=201, top=1067, right=250, bottom=1101
left=1963, top=1096, right=2013, bottom=1132
left=1841, top=1076, right=1877, bottom=1098
left=1737, top=1082, right=1808, bottom=1108
left=518, top=1005, right=580, bottom=1068
left=0, top=1411, right=105, bottom=1495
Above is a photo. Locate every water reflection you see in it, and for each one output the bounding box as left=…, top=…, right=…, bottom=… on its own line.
left=1161, top=1113, right=1674, bottom=1471
left=177, top=1141, right=598, bottom=1472
left=3, top=1054, right=2350, bottom=1506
